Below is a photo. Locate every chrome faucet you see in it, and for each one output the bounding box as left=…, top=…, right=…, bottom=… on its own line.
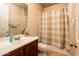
left=21, top=27, right=29, bottom=35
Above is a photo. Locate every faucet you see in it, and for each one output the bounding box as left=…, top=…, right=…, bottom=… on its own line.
left=21, top=27, right=29, bottom=35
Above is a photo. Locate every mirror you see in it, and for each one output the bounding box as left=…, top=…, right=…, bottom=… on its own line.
left=0, top=3, right=28, bottom=37
left=0, top=4, right=9, bottom=37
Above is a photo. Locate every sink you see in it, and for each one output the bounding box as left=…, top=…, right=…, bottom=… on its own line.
left=0, top=34, right=39, bottom=49
left=13, top=34, right=33, bottom=40
left=13, top=34, right=25, bottom=40
left=13, top=34, right=39, bottom=40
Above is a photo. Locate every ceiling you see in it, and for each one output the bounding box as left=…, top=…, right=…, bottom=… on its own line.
left=12, top=3, right=27, bottom=9
left=40, top=3, right=58, bottom=8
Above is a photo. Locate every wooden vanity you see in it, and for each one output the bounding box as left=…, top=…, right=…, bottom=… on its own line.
left=0, top=36, right=38, bottom=56
left=3, top=40, right=38, bottom=56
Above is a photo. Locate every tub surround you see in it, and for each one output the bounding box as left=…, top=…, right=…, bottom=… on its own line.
left=0, top=36, right=38, bottom=56
left=38, top=43, right=70, bottom=56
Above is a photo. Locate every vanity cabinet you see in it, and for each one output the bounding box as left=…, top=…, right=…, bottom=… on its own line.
left=24, top=44, right=29, bottom=56
left=29, top=40, right=38, bottom=56
left=3, top=40, right=38, bottom=56
left=4, top=46, right=24, bottom=56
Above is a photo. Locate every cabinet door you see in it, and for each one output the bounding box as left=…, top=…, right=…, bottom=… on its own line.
left=13, top=50, right=23, bottom=56
left=29, top=40, right=38, bottom=56
left=24, top=44, right=29, bottom=56
left=4, top=46, right=24, bottom=56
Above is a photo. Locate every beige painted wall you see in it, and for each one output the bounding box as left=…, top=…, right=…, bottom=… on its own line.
left=76, top=4, right=79, bottom=46
left=76, top=4, right=79, bottom=55
left=67, top=4, right=77, bottom=55
left=68, top=3, right=79, bottom=55
left=68, top=4, right=76, bottom=43
left=27, top=3, right=43, bottom=36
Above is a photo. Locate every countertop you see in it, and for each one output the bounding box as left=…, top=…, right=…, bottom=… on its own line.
left=0, top=36, right=39, bottom=56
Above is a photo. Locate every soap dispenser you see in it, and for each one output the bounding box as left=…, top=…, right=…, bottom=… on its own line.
left=8, top=33, right=13, bottom=42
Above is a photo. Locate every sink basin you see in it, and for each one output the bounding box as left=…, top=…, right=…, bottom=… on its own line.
left=13, top=34, right=34, bottom=40
left=13, top=34, right=39, bottom=41
left=13, top=34, right=25, bottom=40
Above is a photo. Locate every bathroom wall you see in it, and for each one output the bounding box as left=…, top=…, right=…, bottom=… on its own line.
left=76, top=4, right=79, bottom=55
left=67, top=4, right=76, bottom=55
left=68, top=4, right=76, bottom=44
left=68, top=3, right=79, bottom=55
left=27, top=3, right=43, bottom=36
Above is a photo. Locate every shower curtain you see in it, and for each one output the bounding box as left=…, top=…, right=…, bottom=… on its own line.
left=39, top=6, right=69, bottom=49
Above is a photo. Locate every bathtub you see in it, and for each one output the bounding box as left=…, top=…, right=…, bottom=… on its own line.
left=38, top=42, right=70, bottom=56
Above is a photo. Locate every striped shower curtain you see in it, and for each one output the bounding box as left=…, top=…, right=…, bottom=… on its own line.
left=39, top=7, right=69, bottom=49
